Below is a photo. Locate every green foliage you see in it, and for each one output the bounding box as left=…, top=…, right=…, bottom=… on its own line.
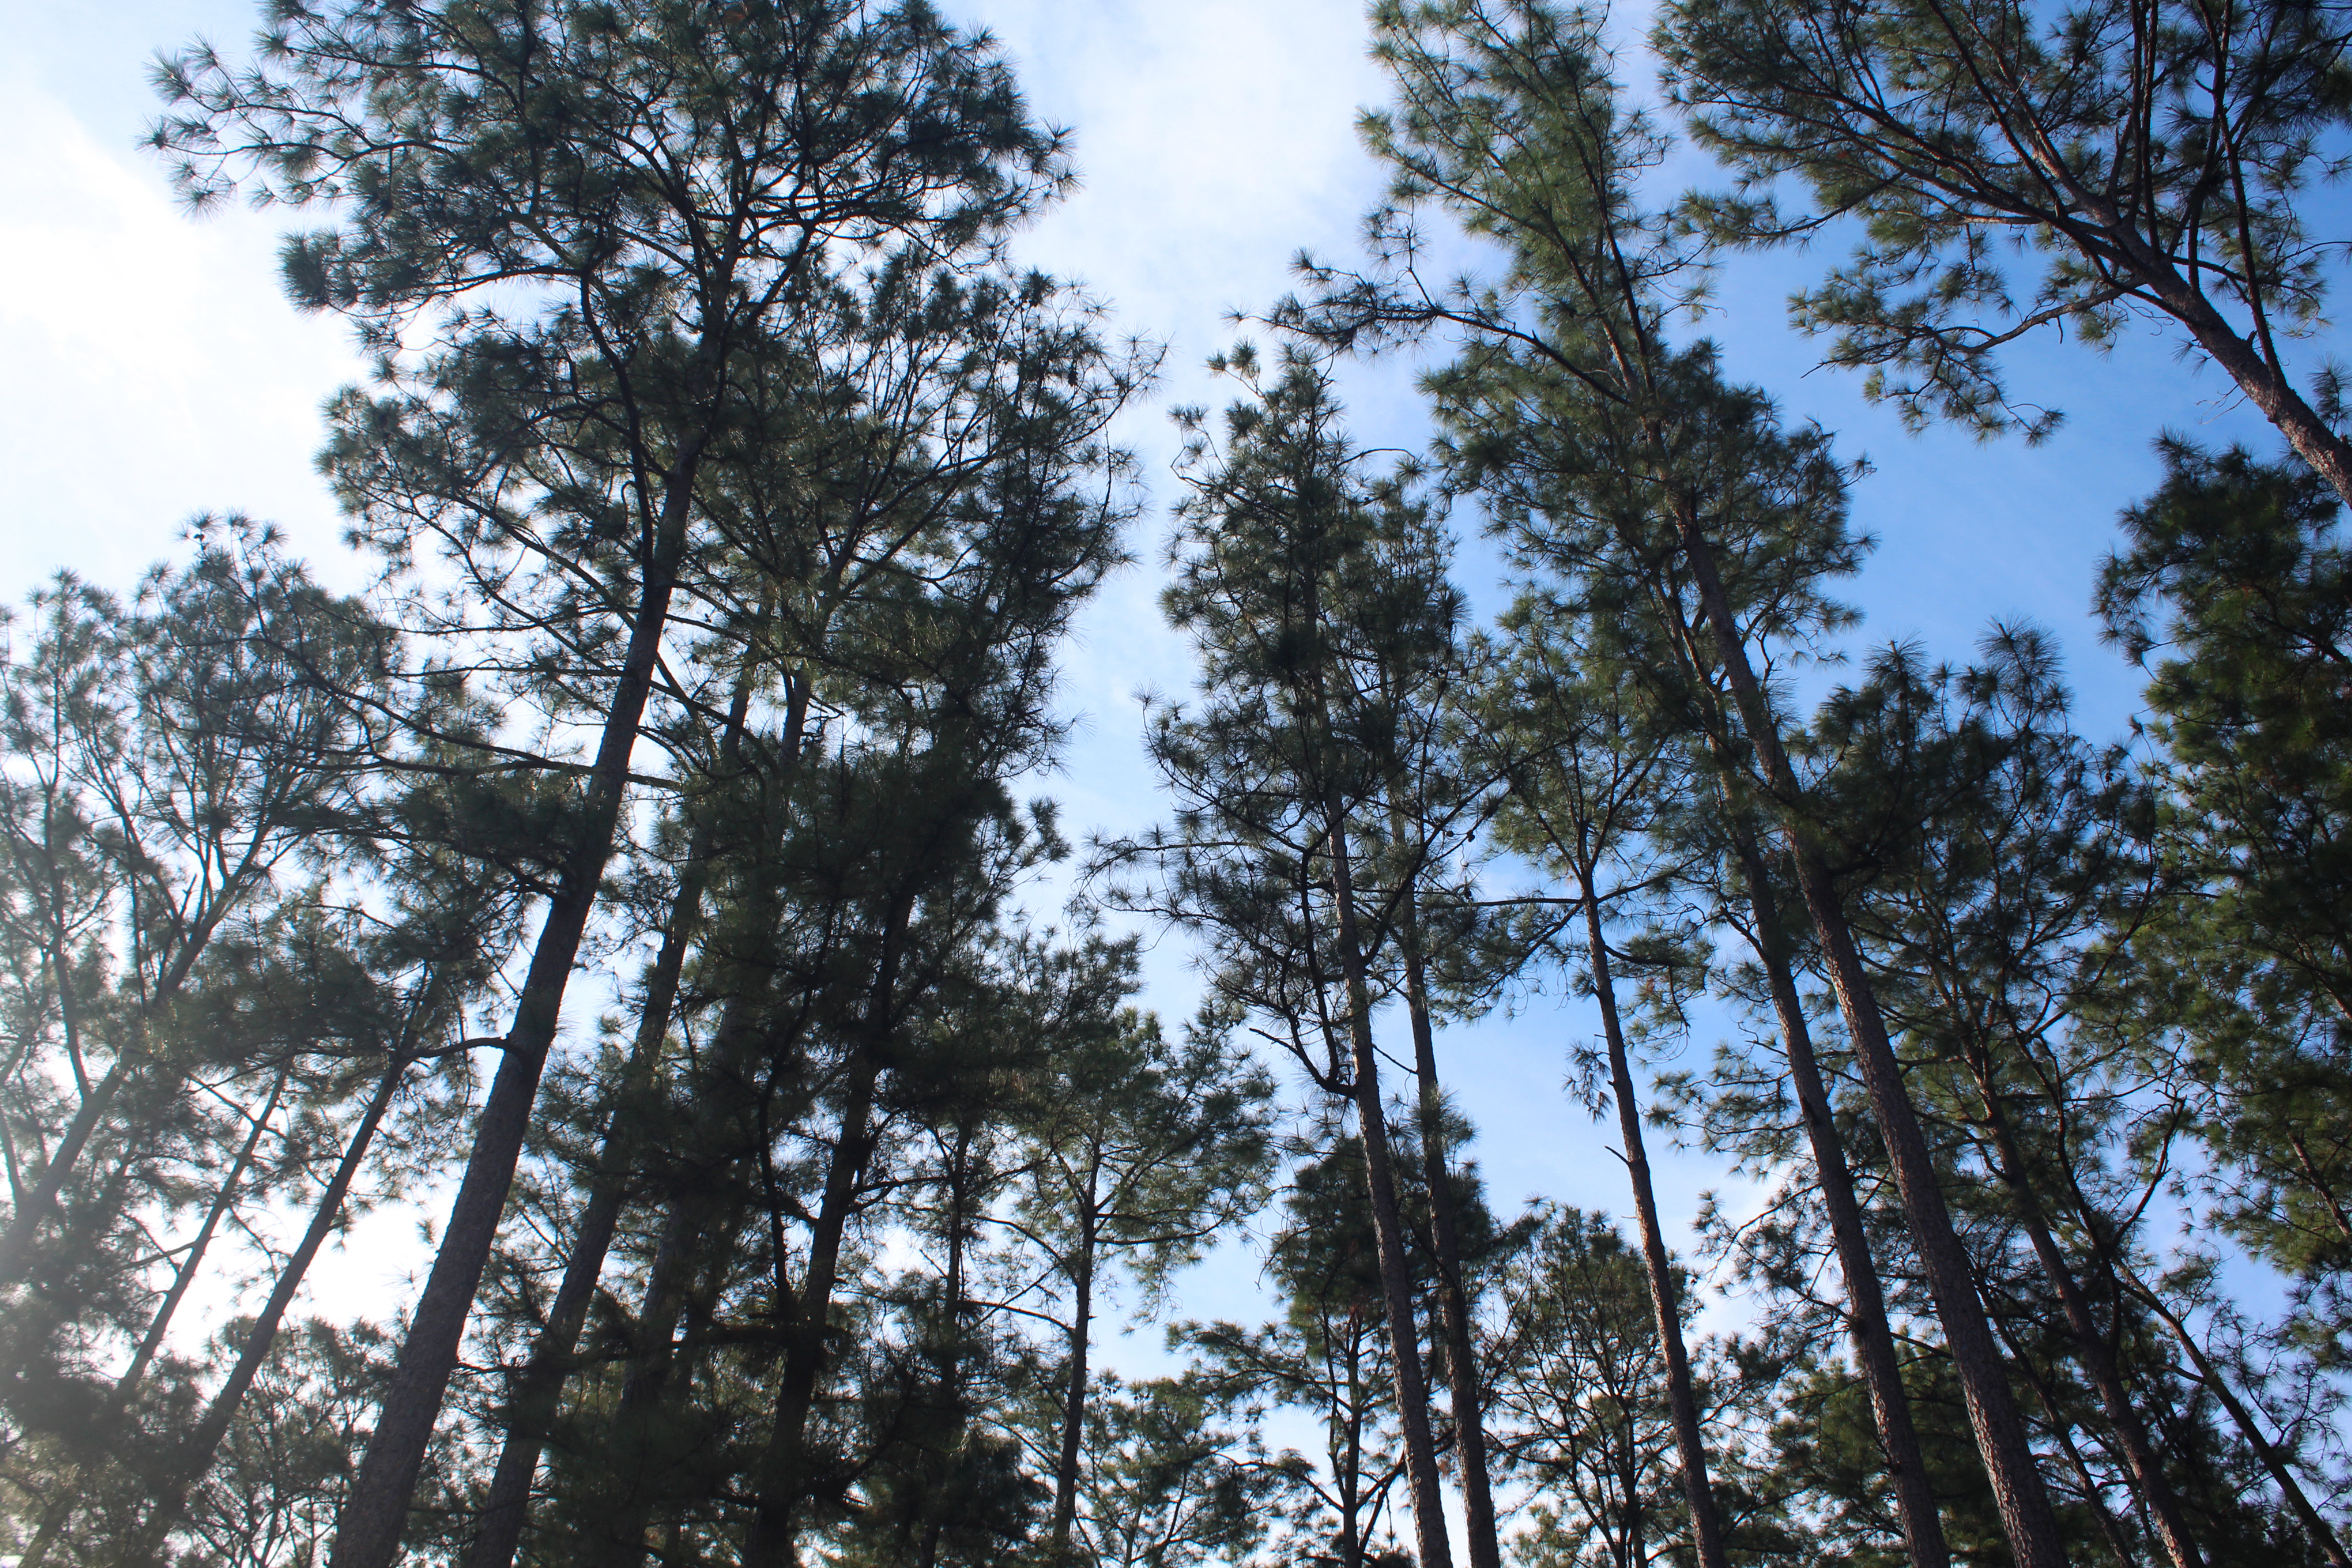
left=1065, top=1374, right=1283, bottom=1568
left=1658, top=0, right=2352, bottom=446
left=10, top=3, right=2349, bottom=1567
left=2099, top=440, right=2352, bottom=1313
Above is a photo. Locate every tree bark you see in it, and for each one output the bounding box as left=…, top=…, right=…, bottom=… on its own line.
left=464, top=664, right=774, bottom=1568
left=463, top=915, right=696, bottom=1568
left=1324, top=811, right=1457, bottom=1568
left=915, top=1124, right=981, bottom=1568
left=139, top=1054, right=409, bottom=1558
left=0, top=1054, right=137, bottom=1285
left=1669, top=516, right=2070, bottom=1568
left=1047, top=1193, right=1098, bottom=1560
left=1970, top=1081, right=2205, bottom=1568
left=1731, top=830, right=1953, bottom=1568
left=329, top=429, right=709, bottom=1568
left=2121, top=1264, right=2352, bottom=1568
left=1292, top=528, right=1456, bottom=1568
left=17, top=1071, right=287, bottom=1568
left=741, top=905, right=907, bottom=1568
left=1574, top=850, right=1731, bottom=1568
left=581, top=1194, right=713, bottom=1568
left=1397, top=915, right=1504, bottom=1568
left=2061, top=199, right=2352, bottom=512
left=0, top=880, right=253, bottom=1286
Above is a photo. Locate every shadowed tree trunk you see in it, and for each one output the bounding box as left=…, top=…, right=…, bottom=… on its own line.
left=468, top=664, right=784, bottom=1568
left=140, top=1051, right=413, bottom=1558
left=1396, top=920, right=1505, bottom=1568
left=1727, top=828, right=1953, bottom=1568
left=1571, top=838, right=1731, bottom=1568
left=1324, top=808, right=1457, bottom=1568
left=332, top=440, right=709, bottom=1568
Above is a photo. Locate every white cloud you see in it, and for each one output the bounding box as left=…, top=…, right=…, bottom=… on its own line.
left=0, top=69, right=368, bottom=596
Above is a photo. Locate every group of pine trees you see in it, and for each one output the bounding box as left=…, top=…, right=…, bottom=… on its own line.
left=1, top=0, right=2347, bottom=1565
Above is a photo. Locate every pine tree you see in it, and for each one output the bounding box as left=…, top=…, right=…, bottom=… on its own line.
left=1812, top=630, right=2347, bottom=1566
left=1655, top=0, right=2352, bottom=503
left=1281, top=5, right=2070, bottom=1557
left=0, top=535, right=478, bottom=1565
left=149, top=8, right=1071, bottom=1558
left=1106, top=345, right=1480, bottom=1568
left=1059, top=1373, right=1284, bottom=1568
left=1485, top=1207, right=1698, bottom=1568
left=465, top=255, right=1142, bottom=1568
left=1000, top=945, right=1276, bottom=1563
left=1182, top=1139, right=1419, bottom=1568
left=1469, top=608, right=1737, bottom=1567
left=2096, top=441, right=2352, bottom=1337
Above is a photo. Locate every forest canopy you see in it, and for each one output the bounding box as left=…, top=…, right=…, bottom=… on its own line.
left=2, top=1, right=2349, bottom=1566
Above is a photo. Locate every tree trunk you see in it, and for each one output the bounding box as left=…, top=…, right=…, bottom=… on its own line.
left=1324, top=811, right=1457, bottom=1568
left=915, top=1124, right=980, bottom=1568
left=1970, top=1079, right=2204, bottom=1568
left=1574, top=852, right=1731, bottom=1568
left=462, top=908, right=697, bottom=1568
left=1339, top=1313, right=1367, bottom=1568
left=133, top=1071, right=287, bottom=1396
left=0, top=1052, right=137, bottom=1284
left=742, top=907, right=907, bottom=1568
left=17, top=1071, right=287, bottom=1568
left=1397, top=914, right=1504, bottom=1568
left=2078, top=211, right=2352, bottom=512
left=591, top=734, right=831, bottom=1568
left=2023, top=1363, right=2141, bottom=1568
left=138, top=1054, right=409, bottom=1558
left=2122, top=1264, right=2351, bottom=1568
left=329, top=433, right=708, bottom=1568
left=0, top=881, right=246, bottom=1286
left=582, top=1195, right=713, bottom=1568
left=1730, top=830, right=1953, bottom=1568
left=1671, top=517, right=2070, bottom=1568
left=465, top=664, right=777, bottom=1568
left=1048, top=1195, right=1098, bottom=1560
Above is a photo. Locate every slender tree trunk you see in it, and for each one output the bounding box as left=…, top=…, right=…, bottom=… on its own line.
left=915, top=1124, right=979, bottom=1568
left=330, top=434, right=709, bottom=1568
left=1396, top=915, right=1504, bottom=1568
left=588, top=703, right=828, bottom=1568
left=1731, top=829, right=1953, bottom=1568
left=591, top=994, right=836, bottom=1568
left=138, top=1054, right=410, bottom=1558
left=463, top=909, right=696, bottom=1568
left=1324, top=811, right=1457, bottom=1568
left=2026, top=1369, right=2140, bottom=1568
left=1048, top=1196, right=1098, bottom=1559
left=133, top=1071, right=287, bottom=1396
left=1670, top=517, right=2070, bottom=1568
left=1969, top=1081, right=2204, bottom=1568
left=0, top=1052, right=137, bottom=1284
left=1339, top=1317, right=1367, bottom=1568
left=1623, top=1410, right=1646, bottom=1568
left=1573, top=851, right=1731, bottom=1568
left=17, top=1071, right=287, bottom=1568
left=0, top=896, right=239, bottom=1286
left=2122, top=1266, right=2352, bottom=1568
left=742, top=908, right=907, bottom=1568
left=1291, top=531, right=1456, bottom=1568
left=2078, top=214, right=2352, bottom=510
left=581, top=1195, right=712, bottom=1568
left=465, top=664, right=777, bottom=1568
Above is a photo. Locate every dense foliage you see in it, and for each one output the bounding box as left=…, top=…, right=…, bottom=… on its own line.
left=1, top=1, right=2347, bottom=1565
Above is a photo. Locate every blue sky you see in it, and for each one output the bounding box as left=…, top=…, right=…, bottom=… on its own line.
left=2, top=0, right=2328, bottom=1523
